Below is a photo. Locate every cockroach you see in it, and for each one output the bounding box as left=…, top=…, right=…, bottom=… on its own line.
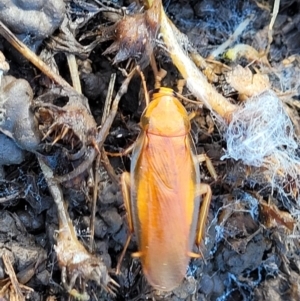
left=120, top=87, right=213, bottom=291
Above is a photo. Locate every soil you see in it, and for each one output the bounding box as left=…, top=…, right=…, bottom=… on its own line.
left=1, top=0, right=300, bottom=301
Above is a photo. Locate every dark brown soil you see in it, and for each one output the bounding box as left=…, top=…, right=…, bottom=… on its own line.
left=1, top=1, right=300, bottom=301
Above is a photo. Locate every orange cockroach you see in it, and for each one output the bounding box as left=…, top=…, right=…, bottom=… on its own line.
left=120, top=87, right=213, bottom=291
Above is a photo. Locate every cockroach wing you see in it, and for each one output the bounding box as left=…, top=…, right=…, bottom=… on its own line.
left=130, top=131, right=201, bottom=291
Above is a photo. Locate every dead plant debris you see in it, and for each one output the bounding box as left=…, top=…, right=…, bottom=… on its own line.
left=0, top=0, right=300, bottom=301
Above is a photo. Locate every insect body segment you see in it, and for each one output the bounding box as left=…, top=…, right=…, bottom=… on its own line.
left=141, top=88, right=191, bottom=136
left=121, top=87, right=212, bottom=291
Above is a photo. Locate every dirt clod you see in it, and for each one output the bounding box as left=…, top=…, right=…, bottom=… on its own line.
left=0, top=1, right=300, bottom=300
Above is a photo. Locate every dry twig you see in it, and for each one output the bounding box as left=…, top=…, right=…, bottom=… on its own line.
left=38, top=157, right=119, bottom=299
left=55, top=67, right=137, bottom=183
left=0, top=253, right=33, bottom=301
left=0, top=21, right=72, bottom=89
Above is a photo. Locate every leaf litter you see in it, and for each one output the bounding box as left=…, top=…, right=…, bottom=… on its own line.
left=0, top=0, right=300, bottom=300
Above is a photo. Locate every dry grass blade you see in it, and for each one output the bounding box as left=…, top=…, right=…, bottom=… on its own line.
left=1, top=253, right=33, bottom=301
left=89, top=154, right=101, bottom=252
left=0, top=21, right=72, bottom=89
left=101, top=73, right=116, bottom=124
left=208, top=15, right=254, bottom=59
left=265, top=0, right=280, bottom=55
left=67, top=54, right=82, bottom=93
left=2, top=254, right=24, bottom=300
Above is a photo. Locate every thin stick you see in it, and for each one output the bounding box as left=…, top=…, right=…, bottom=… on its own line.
left=159, top=7, right=237, bottom=120
left=269, top=0, right=280, bottom=32
left=100, top=150, right=119, bottom=185
left=38, top=156, right=69, bottom=225
left=101, top=73, right=116, bottom=125
left=265, top=0, right=280, bottom=55
left=3, top=254, right=24, bottom=299
left=90, top=154, right=101, bottom=252
left=2, top=253, right=34, bottom=300
left=90, top=73, right=117, bottom=251
left=136, top=66, right=150, bottom=105
left=56, top=67, right=137, bottom=183
left=67, top=54, right=82, bottom=93
left=0, top=191, right=21, bottom=203
left=0, top=21, right=72, bottom=89
left=208, top=15, right=253, bottom=59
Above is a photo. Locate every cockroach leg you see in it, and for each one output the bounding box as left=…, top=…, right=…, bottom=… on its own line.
left=187, top=251, right=200, bottom=258
left=131, top=251, right=143, bottom=258
left=197, top=154, right=217, bottom=181
left=116, top=172, right=134, bottom=274
left=56, top=67, right=137, bottom=183
left=100, top=150, right=119, bottom=185
left=106, top=65, right=149, bottom=158
left=121, top=172, right=134, bottom=232
left=116, top=233, right=132, bottom=274
left=188, top=111, right=197, bottom=121
left=107, top=65, right=166, bottom=158
left=195, top=183, right=212, bottom=247
left=106, top=142, right=136, bottom=157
